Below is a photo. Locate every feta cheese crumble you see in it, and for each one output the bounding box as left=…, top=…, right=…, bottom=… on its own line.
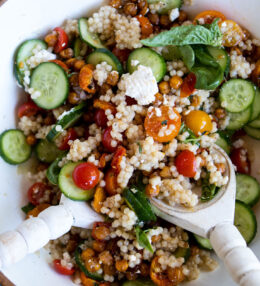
left=118, top=65, right=158, bottom=105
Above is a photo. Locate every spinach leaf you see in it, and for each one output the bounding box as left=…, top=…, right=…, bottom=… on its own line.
left=21, top=203, right=35, bottom=214
left=201, top=173, right=219, bottom=202
left=135, top=226, right=154, bottom=253
left=141, top=20, right=222, bottom=47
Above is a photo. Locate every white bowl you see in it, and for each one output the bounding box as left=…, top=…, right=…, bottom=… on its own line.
left=0, top=0, right=259, bottom=285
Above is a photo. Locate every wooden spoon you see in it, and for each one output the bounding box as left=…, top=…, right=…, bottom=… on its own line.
left=150, top=145, right=260, bottom=286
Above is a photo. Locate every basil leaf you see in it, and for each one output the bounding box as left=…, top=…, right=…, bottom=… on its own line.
left=135, top=226, right=154, bottom=253
left=141, top=20, right=222, bottom=47
left=201, top=173, right=219, bottom=202
left=21, top=203, right=35, bottom=214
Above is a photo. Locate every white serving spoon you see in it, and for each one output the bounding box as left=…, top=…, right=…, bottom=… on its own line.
left=0, top=145, right=259, bottom=286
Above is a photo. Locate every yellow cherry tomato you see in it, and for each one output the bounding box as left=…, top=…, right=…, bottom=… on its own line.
left=218, top=20, right=243, bottom=47
left=185, top=110, right=213, bottom=136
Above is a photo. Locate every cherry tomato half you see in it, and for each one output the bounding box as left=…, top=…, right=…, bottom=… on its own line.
left=104, top=168, right=118, bottom=196
left=230, top=147, right=251, bottom=174
left=94, top=109, right=108, bottom=128
left=49, top=59, right=69, bottom=72
left=58, top=128, right=78, bottom=150
left=53, top=27, right=69, bottom=54
left=180, top=73, right=196, bottom=98
left=102, top=127, right=118, bottom=153
left=175, top=150, right=197, bottom=178
left=53, top=259, right=75, bottom=276
left=27, top=182, right=49, bottom=206
left=112, top=47, right=131, bottom=63
left=18, top=101, right=41, bottom=118
left=72, top=162, right=100, bottom=190
left=193, top=10, right=226, bottom=24
left=111, top=146, right=127, bottom=174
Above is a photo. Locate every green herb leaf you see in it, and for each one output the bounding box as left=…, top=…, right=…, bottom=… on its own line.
left=141, top=20, right=222, bottom=47
left=179, top=123, right=201, bottom=146
left=135, top=226, right=154, bottom=253
left=161, top=120, right=168, bottom=125
left=137, top=142, right=142, bottom=153
left=21, top=203, right=35, bottom=214
left=201, top=173, right=219, bottom=201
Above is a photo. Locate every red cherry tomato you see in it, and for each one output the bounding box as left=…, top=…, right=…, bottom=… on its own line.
left=111, top=146, right=127, bottom=174
left=180, top=73, right=196, bottom=98
left=18, top=101, right=41, bottom=118
left=94, top=109, right=108, bottom=128
left=175, top=150, right=197, bottom=178
left=112, top=47, right=131, bottom=63
left=126, top=96, right=137, bottom=106
left=58, top=128, right=78, bottom=150
left=27, top=182, right=49, bottom=206
left=230, top=148, right=250, bottom=174
left=53, top=27, right=69, bottom=54
left=102, top=127, right=118, bottom=153
left=53, top=259, right=75, bottom=276
left=72, top=162, right=100, bottom=190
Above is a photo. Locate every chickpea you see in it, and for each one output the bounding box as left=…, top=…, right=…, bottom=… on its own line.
left=115, top=260, right=129, bottom=272
left=43, top=115, right=55, bottom=125
left=167, top=267, right=184, bottom=283
left=59, top=48, right=74, bottom=59
left=68, top=91, right=81, bottom=105
left=37, top=163, right=49, bottom=172
left=44, top=33, right=57, bottom=47
left=160, top=166, right=171, bottom=178
left=124, top=3, right=138, bottom=16
left=138, top=0, right=148, bottom=15
left=159, top=81, right=171, bottom=94
left=191, top=246, right=200, bottom=256
left=145, top=184, right=160, bottom=197
left=81, top=248, right=95, bottom=261
left=93, top=225, right=110, bottom=241
left=178, top=11, right=187, bottom=22
left=110, top=0, right=121, bottom=9
left=74, top=59, right=85, bottom=71
left=100, top=83, right=112, bottom=94
left=191, top=95, right=200, bottom=107
left=65, top=58, right=77, bottom=68
left=151, top=234, right=162, bottom=243
left=160, top=15, right=171, bottom=28
left=99, top=250, right=113, bottom=265
left=26, top=134, right=37, bottom=145
left=140, top=263, right=150, bottom=277
left=93, top=240, right=106, bottom=252
left=214, top=108, right=226, bottom=119
left=169, top=76, right=183, bottom=89
left=85, top=257, right=101, bottom=273
left=67, top=240, right=78, bottom=253
left=106, top=71, right=119, bottom=86
left=171, top=23, right=180, bottom=28
left=69, top=73, right=79, bottom=87
left=83, top=112, right=94, bottom=123
left=103, top=264, right=116, bottom=276
left=148, top=13, right=160, bottom=25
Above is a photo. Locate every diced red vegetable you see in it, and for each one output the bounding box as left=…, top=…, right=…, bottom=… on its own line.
left=53, top=259, right=75, bottom=275
left=53, top=27, right=69, bottom=54
left=175, top=150, right=197, bottom=178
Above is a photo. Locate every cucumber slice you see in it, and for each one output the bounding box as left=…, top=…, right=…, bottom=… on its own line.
left=215, top=135, right=230, bottom=154
left=236, top=173, right=260, bottom=207
left=86, top=48, right=123, bottom=74
left=123, top=280, right=156, bottom=286
left=250, top=87, right=260, bottom=121
left=220, top=79, right=255, bottom=113
left=207, top=46, right=230, bottom=76
left=0, top=129, right=31, bottom=165
left=46, top=154, right=66, bottom=185
left=46, top=103, right=86, bottom=142
left=244, top=125, right=260, bottom=140
left=147, top=0, right=182, bottom=14
left=15, top=39, right=47, bottom=86
left=30, top=62, right=69, bottom=110
left=59, top=162, right=94, bottom=201
left=127, top=48, right=166, bottom=82
left=248, top=114, right=260, bottom=128
left=226, top=107, right=252, bottom=130
left=123, top=188, right=156, bottom=222
left=174, top=247, right=191, bottom=262
left=73, top=38, right=88, bottom=58
left=36, top=139, right=64, bottom=163
left=75, top=246, right=103, bottom=281
left=78, top=18, right=104, bottom=49
left=193, top=234, right=213, bottom=250
left=234, top=200, right=257, bottom=244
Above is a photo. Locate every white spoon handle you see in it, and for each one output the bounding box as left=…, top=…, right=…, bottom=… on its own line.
left=0, top=205, right=74, bottom=268
left=210, top=223, right=260, bottom=286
